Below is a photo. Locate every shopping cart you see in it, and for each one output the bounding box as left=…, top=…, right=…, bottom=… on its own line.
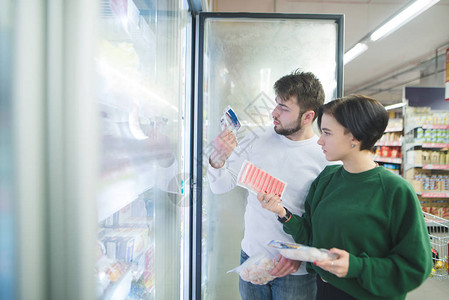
left=423, top=212, right=449, bottom=280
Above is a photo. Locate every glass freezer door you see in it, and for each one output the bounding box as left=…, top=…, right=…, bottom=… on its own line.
left=194, top=12, right=344, bottom=300
left=94, top=1, right=192, bottom=299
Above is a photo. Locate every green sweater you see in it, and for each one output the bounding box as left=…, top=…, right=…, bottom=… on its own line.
left=284, top=165, right=432, bottom=300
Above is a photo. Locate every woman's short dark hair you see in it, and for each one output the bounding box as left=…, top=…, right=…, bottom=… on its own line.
left=274, top=69, right=325, bottom=120
left=317, top=94, right=389, bottom=151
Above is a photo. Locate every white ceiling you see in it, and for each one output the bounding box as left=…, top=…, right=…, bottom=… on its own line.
left=210, top=0, right=449, bottom=106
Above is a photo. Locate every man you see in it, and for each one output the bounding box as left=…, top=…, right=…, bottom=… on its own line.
left=207, top=70, right=333, bottom=300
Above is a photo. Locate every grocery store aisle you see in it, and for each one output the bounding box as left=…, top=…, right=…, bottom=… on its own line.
left=407, top=277, right=449, bottom=299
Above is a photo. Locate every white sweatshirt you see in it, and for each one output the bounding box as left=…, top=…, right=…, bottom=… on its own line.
left=207, top=127, right=331, bottom=275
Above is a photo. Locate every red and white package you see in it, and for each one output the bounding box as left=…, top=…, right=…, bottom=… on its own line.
left=237, top=160, right=287, bottom=198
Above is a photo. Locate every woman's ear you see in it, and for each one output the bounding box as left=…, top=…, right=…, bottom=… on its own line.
left=350, top=137, right=361, bottom=149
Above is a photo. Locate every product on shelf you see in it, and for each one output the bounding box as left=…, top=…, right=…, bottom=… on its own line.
left=383, top=164, right=400, bottom=175
left=403, top=105, right=449, bottom=218
left=373, top=116, right=403, bottom=173
left=405, top=106, right=449, bottom=129
left=376, top=132, right=402, bottom=146
left=406, top=150, right=449, bottom=165
left=422, top=206, right=449, bottom=219
left=101, top=227, right=150, bottom=263
left=385, top=118, right=403, bottom=132
left=405, top=168, right=449, bottom=194
left=95, top=256, right=130, bottom=297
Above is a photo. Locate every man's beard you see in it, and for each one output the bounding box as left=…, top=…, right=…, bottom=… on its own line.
left=274, top=118, right=302, bottom=136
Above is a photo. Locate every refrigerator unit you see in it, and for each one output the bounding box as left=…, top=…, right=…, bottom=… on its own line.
left=193, top=12, right=343, bottom=299
left=93, top=0, right=192, bottom=299
left=3, top=1, right=343, bottom=299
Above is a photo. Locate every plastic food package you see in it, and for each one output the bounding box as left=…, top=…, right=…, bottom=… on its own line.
left=237, top=160, right=287, bottom=197
left=268, top=240, right=338, bottom=262
left=227, top=253, right=277, bottom=285
left=220, top=105, right=241, bottom=133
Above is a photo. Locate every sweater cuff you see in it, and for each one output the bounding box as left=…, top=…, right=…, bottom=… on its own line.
left=283, top=214, right=300, bottom=234
left=346, top=253, right=363, bottom=278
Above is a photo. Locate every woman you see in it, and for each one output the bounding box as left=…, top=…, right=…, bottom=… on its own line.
left=259, top=95, right=432, bottom=300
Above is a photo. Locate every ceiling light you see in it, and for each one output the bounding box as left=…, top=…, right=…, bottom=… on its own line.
left=370, top=0, right=440, bottom=42
left=344, top=43, right=368, bottom=65
left=385, top=102, right=406, bottom=110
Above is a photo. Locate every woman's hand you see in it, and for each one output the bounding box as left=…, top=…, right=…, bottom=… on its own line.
left=257, top=192, right=285, bottom=217
left=313, top=248, right=349, bottom=278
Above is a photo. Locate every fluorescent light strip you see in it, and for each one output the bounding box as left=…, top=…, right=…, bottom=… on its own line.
left=370, top=0, right=440, bottom=42
left=385, top=102, right=406, bottom=110
left=344, top=43, right=368, bottom=65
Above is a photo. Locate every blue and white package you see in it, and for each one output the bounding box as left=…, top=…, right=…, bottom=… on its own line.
left=267, top=240, right=338, bottom=262
left=220, top=105, right=241, bottom=132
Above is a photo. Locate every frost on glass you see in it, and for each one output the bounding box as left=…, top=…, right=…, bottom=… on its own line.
left=201, top=17, right=339, bottom=300
left=204, top=19, right=337, bottom=131
left=94, top=1, right=190, bottom=299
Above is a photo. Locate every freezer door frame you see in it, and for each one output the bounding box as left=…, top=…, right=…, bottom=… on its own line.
left=192, top=11, right=344, bottom=300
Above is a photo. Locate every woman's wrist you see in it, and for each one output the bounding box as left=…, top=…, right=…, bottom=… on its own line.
left=278, top=207, right=287, bottom=218
left=277, top=207, right=292, bottom=224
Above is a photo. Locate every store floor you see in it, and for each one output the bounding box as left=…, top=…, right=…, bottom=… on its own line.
left=406, top=277, right=449, bottom=299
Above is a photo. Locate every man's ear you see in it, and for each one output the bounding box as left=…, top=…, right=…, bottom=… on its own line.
left=302, top=110, right=315, bottom=125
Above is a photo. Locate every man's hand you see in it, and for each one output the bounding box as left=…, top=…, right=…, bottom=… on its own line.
left=269, top=255, right=301, bottom=277
left=209, top=129, right=237, bottom=168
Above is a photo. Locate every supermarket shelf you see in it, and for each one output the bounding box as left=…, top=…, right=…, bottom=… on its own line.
left=97, top=170, right=156, bottom=222
left=403, top=142, right=421, bottom=152
left=373, top=156, right=402, bottom=164
left=403, top=142, right=449, bottom=150
left=423, top=164, right=449, bottom=170
left=421, top=192, right=449, bottom=198
left=422, top=143, right=449, bottom=149
left=404, top=163, right=422, bottom=172
left=405, top=124, right=449, bottom=133
left=384, top=127, right=403, bottom=133
left=404, top=125, right=422, bottom=134
left=97, top=178, right=138, bottom=223
left=404, top=164, right=449, bottom=171
left=99, top=244, right=154, bottom=300
left=101, top=263, right=135, bottom=300
left=375, top=141, right=402, bottom=146
left=422, top=124, right=449, bottom=130
left=385, top=119, right=403, bottom=133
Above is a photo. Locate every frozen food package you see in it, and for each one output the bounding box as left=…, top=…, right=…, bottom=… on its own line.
left=220, top=105, right=241, bottom=132
left=227, top=253, right=277, bottom=285
left=268, top=240, right=338, bottom=262
left=237, top=160, right=287, bottom=198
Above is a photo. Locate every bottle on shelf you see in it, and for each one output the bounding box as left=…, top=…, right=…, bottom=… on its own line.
left=402, top=105, right=449, bottom=219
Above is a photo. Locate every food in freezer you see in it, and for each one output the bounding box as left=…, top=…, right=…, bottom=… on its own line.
left=95, top=256, right=129, bottom=297
left=227, top=253, right=277, bottom=285
left=101, top=227, right=150, bottom=263
left=268, top=240, right=338, bottom=262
